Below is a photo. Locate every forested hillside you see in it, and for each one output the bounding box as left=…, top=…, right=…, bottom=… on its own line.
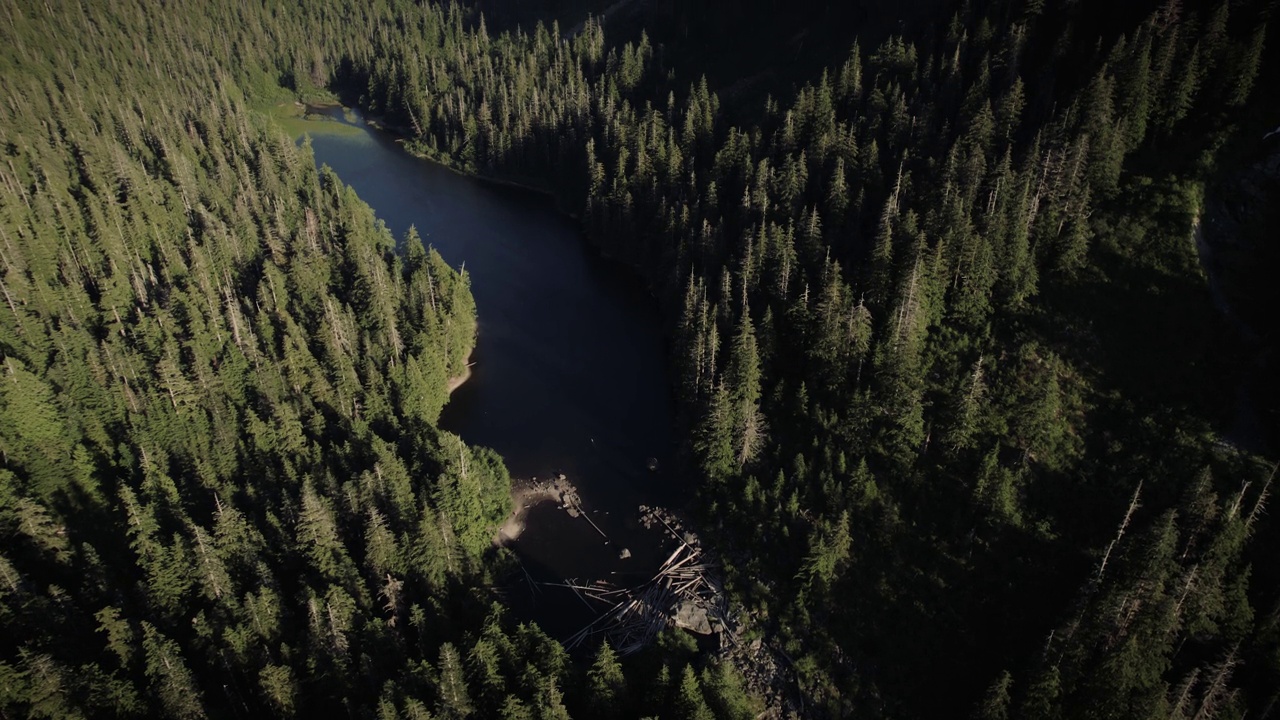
left=344, top=0, right=1280, bottom=716
left=2, top=0, right=1277, bottom=718
left=0, top=2, right=567, bottom=718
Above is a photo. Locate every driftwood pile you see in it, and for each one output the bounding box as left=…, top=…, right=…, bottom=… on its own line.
left=551, top=508, right=727, bottom=656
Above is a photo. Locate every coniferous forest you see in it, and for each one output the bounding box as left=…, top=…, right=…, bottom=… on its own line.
left=2, top=0, right=1278, bottom=718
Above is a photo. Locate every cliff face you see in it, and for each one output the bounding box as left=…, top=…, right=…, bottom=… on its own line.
left=1203, top=137, right=1280, bottom=325
left=1201, top=133, right=1280, bottom=453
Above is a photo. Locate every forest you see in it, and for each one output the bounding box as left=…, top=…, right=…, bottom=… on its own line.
left=1, top=0, right=1277, bottom=718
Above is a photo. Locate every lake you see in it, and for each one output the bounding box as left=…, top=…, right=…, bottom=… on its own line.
left=290, top=104, right=681, bottom=635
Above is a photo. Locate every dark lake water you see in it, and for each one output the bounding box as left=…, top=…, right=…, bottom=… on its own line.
left=295, top=105, right=680, bottom=634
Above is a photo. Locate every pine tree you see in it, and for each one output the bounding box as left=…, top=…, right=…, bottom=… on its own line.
left=675, top=665, right=715, bottom=720
left=1226, top=24, right=1266, bottom=107
left=974, top=670, right=1012, bottom=720
left=587, top=642, right=626, bottom=717
left=694, top=381, right=736, bottom=484
left=725, top=308, right=765, bottom=469
left=437, top=642, right=473, bottom=719
left=142, top=623, right=206, bottom=720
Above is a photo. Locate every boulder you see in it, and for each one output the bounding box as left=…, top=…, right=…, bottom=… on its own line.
left=673, top=601, right=713, bottom=635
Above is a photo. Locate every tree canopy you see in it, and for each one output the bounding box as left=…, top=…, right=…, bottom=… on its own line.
left=2, top=0, right=1277, bottom=717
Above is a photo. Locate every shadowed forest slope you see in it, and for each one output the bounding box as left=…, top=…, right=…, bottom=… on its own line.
left=2, top=0, right=1278, bottom=718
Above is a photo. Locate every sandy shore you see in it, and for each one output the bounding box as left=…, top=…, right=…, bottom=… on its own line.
left=494, top=476, right=581, bottom=546
left=447, top=351, right=475, bottom=395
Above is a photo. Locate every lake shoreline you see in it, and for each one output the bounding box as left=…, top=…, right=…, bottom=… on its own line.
left=394, top=139, right=583, bottom=221
left=306, top=101, right=585, bottom=220
left=495, top=475, right=584, bottom=546
left=447, top=349, right=475, bottom=396
left=294, top=100, right=701, bottom=661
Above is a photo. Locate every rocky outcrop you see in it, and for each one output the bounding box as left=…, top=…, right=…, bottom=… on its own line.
left=495, top=474, right=586, bottom=545
left=673, top=600, right=713, bottom=634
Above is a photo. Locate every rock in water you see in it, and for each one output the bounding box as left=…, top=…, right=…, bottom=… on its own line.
left=618, top=547, right=632, bottom=560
